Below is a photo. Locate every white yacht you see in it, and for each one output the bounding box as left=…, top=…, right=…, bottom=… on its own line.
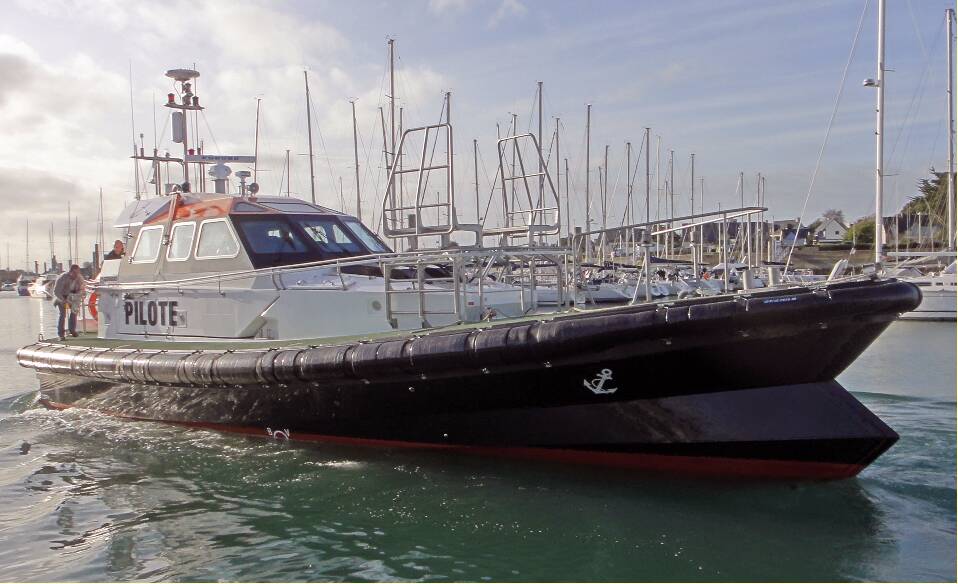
left=897, top=260, right=956, bottom=321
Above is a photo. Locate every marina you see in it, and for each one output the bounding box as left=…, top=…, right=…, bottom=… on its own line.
left=0, top=0, right=954, bottom=581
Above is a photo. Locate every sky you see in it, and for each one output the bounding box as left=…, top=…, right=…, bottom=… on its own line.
left=0, top=0, right=954, bottom=269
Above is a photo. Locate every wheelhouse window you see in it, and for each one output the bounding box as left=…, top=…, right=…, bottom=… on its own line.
left=167, top=222, right=196, bottom=261
left=342, top=217, right=390, bottom=253
left=195, top=219, right=240, bottom=259
left=297, top=217, right=364, bottom=255
left=231, top=214, right=387, bottom=269
left=130, top=225, right=164, bottom=263
left=237, top=217, right=309, bottom=254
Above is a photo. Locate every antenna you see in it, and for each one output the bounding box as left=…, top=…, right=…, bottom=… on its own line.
left=304, top=71, right=316, bottom=204
left=165, top=68, right=202, bottom=191
left=253, top=97, right=262, bottom=183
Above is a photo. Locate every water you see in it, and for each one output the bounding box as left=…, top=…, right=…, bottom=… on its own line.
left=0, top=292, right=954, bottom=582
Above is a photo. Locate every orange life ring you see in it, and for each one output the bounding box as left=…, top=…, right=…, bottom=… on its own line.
left=88, top=292, right=98, bottom=320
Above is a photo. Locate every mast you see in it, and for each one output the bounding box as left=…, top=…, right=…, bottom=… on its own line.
left=67, top=201, right=72, bottom=266
left=98, top=188, right=104, bottom=271
left=129, top=63, right=141, bottom=200
left=668, top=149, right=674, bottom=257
left=304, top=71, right=317, bottom=204
left=474, top=139, right=480, bottom=224
left=253, top=97, right=261, bottom=183
left=626, top=141, right=632, bottom=244
left=947, top=8, right=955, bottom=250
left=388, top=39, right=396, bottom=213
left=585, top=104, right=591, bottom=257
left=644, top=128, right=651, bottom=226
left=351, top=99, right=361, bottom=220
left=873, top=0, right=886, bottom=264
left=655, top=135, right=661, bottom=251
left=555, top=117, right=562, bottom=238
left=537, top=81, right=543, bottom=206
left=285, top=149, right=291, bottom=197
left=564, top=158, right=571, bottom=242
left=690, top=153, right=695, bottom=260
left=603, top=145, right=609, bottom=236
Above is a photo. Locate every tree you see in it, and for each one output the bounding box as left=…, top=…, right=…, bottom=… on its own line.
left=843, top=217, right=874, bottom=245
left=823, top=209, right=845, bottom=224
left=900, top=171, right=953, bottom=224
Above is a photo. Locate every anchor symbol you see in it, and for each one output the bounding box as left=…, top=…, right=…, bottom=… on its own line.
left=266, top=427, right=291, bottom=440
left=583, top=368, right=618, bottom=395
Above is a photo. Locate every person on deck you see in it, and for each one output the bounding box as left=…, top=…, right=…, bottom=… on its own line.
left=104, top=239, right=125, bottom=260
left=53, top=265, right=85, bottom=341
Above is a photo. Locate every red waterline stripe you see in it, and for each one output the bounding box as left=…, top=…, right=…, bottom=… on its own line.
left=39, top=399, right=863, bottom=480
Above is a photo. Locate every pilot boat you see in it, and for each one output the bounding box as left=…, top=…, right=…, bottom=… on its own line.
left=17, top=67, right=920, bottom=479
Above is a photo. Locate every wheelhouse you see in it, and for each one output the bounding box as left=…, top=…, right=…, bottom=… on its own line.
left=113, top=194, right=392, bottom=282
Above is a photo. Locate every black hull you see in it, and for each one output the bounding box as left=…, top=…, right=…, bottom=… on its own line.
left=19, top=278, right=920, bottom=479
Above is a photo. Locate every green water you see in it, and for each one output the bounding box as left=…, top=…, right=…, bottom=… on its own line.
left=0, top=293, right=954, bottom=582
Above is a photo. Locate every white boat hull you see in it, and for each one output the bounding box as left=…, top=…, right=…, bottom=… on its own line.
left=898, top=289, right=956, bottom=321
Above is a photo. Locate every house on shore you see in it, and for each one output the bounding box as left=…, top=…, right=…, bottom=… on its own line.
left=813, top=217, right=848, bottom=244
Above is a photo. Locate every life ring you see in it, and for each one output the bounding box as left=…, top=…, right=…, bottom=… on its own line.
left=88, top=292, right=98, bottom=320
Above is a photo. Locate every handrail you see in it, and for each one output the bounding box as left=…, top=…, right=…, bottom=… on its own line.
left=95, top=247, right=570, bottom=292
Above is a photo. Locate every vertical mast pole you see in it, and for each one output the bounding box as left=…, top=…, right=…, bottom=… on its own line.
left=388, top=39, right=396, bottom=214
left=947, top=8, right=955, bottom=250
left=644, top=128, right=651, bottom=226
left=67, top=201, right=72, bottom=266
left=285, top=149, right=291, bottom=197
left=537, top=81, right=543, bottom=206
left=473, top=139, right=480, bottom=224
left=445, top=91, right=454, bottom=229
left=129, top=63, right=141, bottom=201
left=556, top=117, right=562, bottom=238
left=668, top=149, right=674, bottom=257
left=626, top=141, right=632, bottom=254
left=690, top=153, right=695, bottom=260
left=585, top=104, right=591, bottom=259
left=655, top=135, right=661, bottom=252
left=874, top=0, right=886, bottom=264
left=351, top=99, right=361, bottom=220
left=304, top=71, right=317, bottom=204
left=564, top=158, right=571, bottom=243
left=603, top=146, right=609, bottom=260
left=253, top=97, right=261, bottom=183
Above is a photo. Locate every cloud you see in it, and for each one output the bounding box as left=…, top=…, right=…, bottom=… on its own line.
left=488, top=0, right=526, bottom=29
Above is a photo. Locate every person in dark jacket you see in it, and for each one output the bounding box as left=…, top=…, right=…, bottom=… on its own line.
left=104, top=239, right=125, bottom=260
left=53, top=265, right=85, bottom=341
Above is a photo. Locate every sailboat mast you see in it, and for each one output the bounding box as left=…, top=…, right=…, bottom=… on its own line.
left=585, top=104, right=591, bottom=254
left=565, top=158, right=571, bottom=242
left=304, top=71, right=316, bottom=204
left=351, top=99, right=361, bottom=220
left=388, top=39, right=396, bottom=211
left=67, top=201, right=72, bottom=266
left=474, top=139, right=480, bottom=224
left=537, top=81, right=543, bottom=206
left=947, top=8, right=955, bottom=250
left=644, top=127, right=650, bottom=226
left=555, top=117, right=562, bottom=237
left=253, top=97, right=261, bottom=183
left=285, top=150, right=291, bottom=197
left=873, top=0, right=886, bottom=264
